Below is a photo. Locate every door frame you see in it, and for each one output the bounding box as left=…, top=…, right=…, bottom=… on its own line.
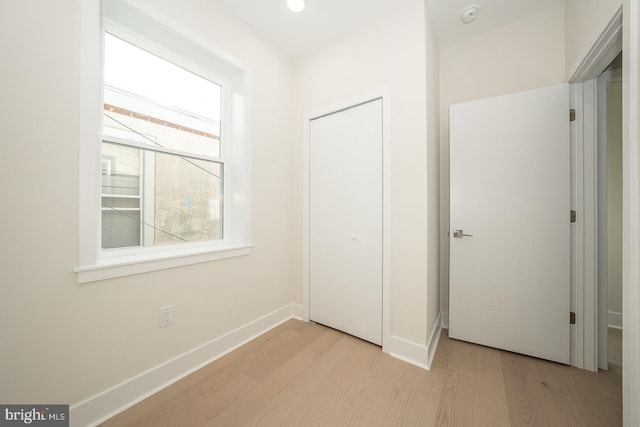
left=302, top=88, right=391, bottom=353
left=569, top=7, right=622, bottom=372
left=596, top=66, right=623, bottom=370
left=622, top=1, right=640, bottom=424
left=551, top=4, right=640, bottom=422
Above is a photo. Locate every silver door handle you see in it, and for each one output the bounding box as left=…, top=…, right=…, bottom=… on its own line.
left=453, top=229, right=473, bottom=238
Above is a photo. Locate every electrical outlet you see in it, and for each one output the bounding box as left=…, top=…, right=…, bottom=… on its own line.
left=159, top=305, right=174, bottom=328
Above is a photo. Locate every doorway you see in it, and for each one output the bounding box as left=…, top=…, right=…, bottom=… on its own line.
left=302, top=91, right=391, bottom=350
left=308, top=98, right=383, bottom=345
left=597, top=53, right=623, bottom=372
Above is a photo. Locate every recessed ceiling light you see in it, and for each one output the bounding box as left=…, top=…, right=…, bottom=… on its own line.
left=287, top=0, right=305, bottom=13
left=460, top=4, right=480, bottom=24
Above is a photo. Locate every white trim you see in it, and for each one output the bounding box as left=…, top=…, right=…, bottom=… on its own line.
left=570, top=83, right=584, bottom=369
left=302, top=88, right=392, bottom=355
left=69, top=303, right=302, bottom=427
left=426, top=312, right=442, bottom=369
left=440, top=311, right=449, bottom=329
left=608, top=311, right=623, bottom=329
left=79, top=0, right=102, bottom=269
left=597, top=67, right=623, bottom=370
left=584, top=79, right=600, bottom=372
left=570, top=80, right=599, bottom=372
left=382, top=91, right=392, bottom=356
left=622, top=1, right=640, bottom=425
left=388, top=336, right=429, bottom=370
left=569, top=7, right=623, bottom=83
left=569, top=6, right=623, bottom=373
left=302, top=111, right=310, bottom=321
left=107, top=0, right=245, bottom=71
left=597, top=71, right=610, bottom=371
left=101, top=135, right=224, bottom=162
left=75, top=245, right=253, bottom=283
left=78, top=0, right=252, bottom=281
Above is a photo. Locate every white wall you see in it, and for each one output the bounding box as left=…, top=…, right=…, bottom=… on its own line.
left=295, top=0, right=437, bottom=347
left=425, top=5, right=441, bottom=343
left=565, top=0, right=623, bottom=79
left=0, top=0, right=297, bottom=412
left=439, top=3, right=566, bottom=320
left=607, top=80, right=623, bottom=320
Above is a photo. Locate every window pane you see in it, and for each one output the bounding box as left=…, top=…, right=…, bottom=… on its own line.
left=101, top=143, right=141, bottom=249
left=103, top=33, right=221, bottom=158
left=100, top=142, right=223, bottom=249
left=153, top=153, right=223, bottom=245
left=102, top=211, right=141, bottom=249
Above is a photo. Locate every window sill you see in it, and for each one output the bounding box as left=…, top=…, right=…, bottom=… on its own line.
left=75, top=244, right=253, bottom=284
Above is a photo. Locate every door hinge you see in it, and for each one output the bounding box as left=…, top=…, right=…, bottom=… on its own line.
left=570, top=210, right=577, bottom=223
left=570, top=312, right=576, bottom=325
left=570, top=109, right=576, bottom=122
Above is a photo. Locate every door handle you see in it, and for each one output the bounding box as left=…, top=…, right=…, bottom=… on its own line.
left=453, top=229, right=473, bottom=238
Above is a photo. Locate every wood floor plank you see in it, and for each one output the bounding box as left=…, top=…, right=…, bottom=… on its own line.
left=240, top=334, right=353, bottom=427
left=435, top=335, right=510, bottom=426
left=400, top=388, right=439, bottom=426
left=471, top=345, right=511, bottom=426
left=299, top=327, right=344, bottom=360
left=102, top=321, right=622, bottom=427
left=565, top=365, right=623, bottom=426
left=243, top=321, right=326, bottom=383
left=355, top=392, right=404, bottom=426
left=207, top=353, right=315, bottom=426
left=105, top=373, right=257, bottom=427
left=433, top=369, right=476, bottom=427
left=499, top=350, right=621, bottom=427
left=101, top=321, right=299, bottom=427
left=317, top=349, right=386, bottom=426
left=402, top=367, right=448, bottom=426
left=375, top=357, right=423, bottom=404
left=280, top=336, right=377, bottom=426
left=435, top=369, right=510, bottom=427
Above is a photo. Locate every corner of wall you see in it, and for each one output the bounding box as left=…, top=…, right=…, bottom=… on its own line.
left=70, top=304, right=303, bottom=427
left=388, top=312, right=442, bottom=370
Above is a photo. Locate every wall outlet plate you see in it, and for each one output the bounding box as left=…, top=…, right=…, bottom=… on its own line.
left=159, top=305, right=174, bottom=328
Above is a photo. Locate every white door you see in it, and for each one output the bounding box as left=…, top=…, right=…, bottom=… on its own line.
left=449, top=84, right=570, bottom=364
left=309, top=99, right=383, bottom=346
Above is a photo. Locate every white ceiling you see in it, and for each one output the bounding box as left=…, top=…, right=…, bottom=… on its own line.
left=212, top=0, right=565, bottom=57
left=212, top=0, right=416, bottom=58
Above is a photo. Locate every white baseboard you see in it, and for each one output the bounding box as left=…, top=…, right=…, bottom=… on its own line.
left=441, top=311, right=449, bottom=329
left=388, top=336, right=429, bottom=370
left=70, top=303, right=303, bottom=427
left=608, top=311, right=623, bottom=329
left=427, top=312, right=442, bottom=368
left=387, top=314, right=442, bottom=371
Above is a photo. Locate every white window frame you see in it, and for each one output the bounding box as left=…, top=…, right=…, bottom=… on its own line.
left=76, top=0, right=252, bottom=283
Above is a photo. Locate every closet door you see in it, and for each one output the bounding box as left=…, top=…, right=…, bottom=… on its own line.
left=309, top=99, right=383, bottom=345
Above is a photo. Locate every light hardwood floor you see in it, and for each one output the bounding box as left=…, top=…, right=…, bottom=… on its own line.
left=102, top=320, right=622, bottom=426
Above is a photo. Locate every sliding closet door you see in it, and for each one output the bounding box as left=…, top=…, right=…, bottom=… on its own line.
left=309, top=98, right=383, bottom=345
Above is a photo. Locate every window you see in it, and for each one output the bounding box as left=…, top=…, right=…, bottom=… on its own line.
left=77, top=0, right=251, bottom=283
left=101, top=32, right=224, bottom=250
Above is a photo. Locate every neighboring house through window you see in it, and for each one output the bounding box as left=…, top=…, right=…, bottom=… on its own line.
left=76, top=0, right=251, bottom=283
left=101, top=32, right=224, bottom=249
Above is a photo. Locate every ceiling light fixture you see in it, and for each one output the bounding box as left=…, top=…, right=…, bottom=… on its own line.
left=287, top=0, right=305, bottom=13
left=460, top=4, right=480, bottom=24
